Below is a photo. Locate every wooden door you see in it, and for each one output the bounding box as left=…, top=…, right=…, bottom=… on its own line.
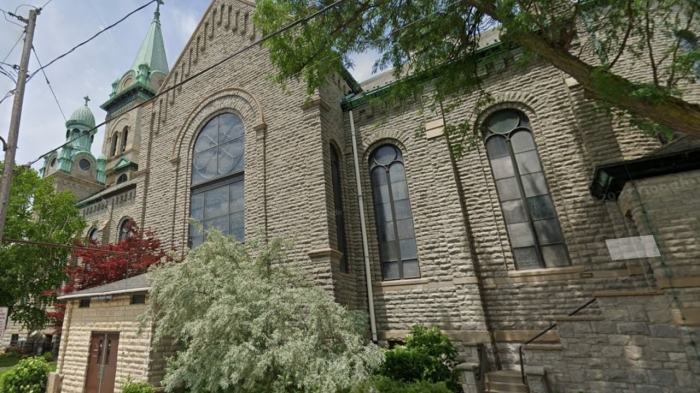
left=84, top=333, right=120, bottom=393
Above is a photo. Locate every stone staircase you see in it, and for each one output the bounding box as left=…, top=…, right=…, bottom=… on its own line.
left=485, top=370, right=529, bottom=393
left=520, top=290, right=700, bottom=393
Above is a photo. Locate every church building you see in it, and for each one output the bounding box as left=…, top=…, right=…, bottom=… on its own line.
left=24, top=0, right=700, bottom=392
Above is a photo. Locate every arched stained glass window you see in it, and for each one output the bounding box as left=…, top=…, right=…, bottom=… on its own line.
left=118, top=218, right=132, bottom=242
left=483, top=109, right=570, bottom=270
left=369, top=145, right=419, bottom=281
left=189, top=113, right=245, bottom=248
left=331, top=145, right=348, bottom=273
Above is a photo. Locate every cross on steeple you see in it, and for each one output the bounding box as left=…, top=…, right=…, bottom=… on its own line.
left=84, top=96, right=90, bottom=106
left=154, top=0, right=163, bottom=21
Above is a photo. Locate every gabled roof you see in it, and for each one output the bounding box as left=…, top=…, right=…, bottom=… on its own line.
left=114, top=158, right=133, bottom=170
left=58, top=273, right=150, bottom=300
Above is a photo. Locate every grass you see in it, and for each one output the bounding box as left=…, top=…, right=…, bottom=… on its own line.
left=0, top=357, right=20, bottom=368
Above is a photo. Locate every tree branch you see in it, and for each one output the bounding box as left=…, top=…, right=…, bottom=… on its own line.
left=509, top=30, right=700, bottom=136
left=644, top=0, right=660, bottom=87
left=608, top=0, right=634, bottom=69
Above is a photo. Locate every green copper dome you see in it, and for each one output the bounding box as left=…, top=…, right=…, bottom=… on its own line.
left=66, top=97, right=96, bottom=128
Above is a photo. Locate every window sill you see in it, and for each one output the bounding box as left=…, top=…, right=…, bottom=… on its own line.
left=508, top=265, right=584, bottom=278
left=377, top=278, right=430, bottom=287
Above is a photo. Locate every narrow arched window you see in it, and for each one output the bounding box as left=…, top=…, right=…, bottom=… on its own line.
left=121, top=127, right=129, bottom=153
left=369, top=145, right=419, bottom=281
left=676, top=30, right=700, bottom=79
left=331, top=145, right=348, bottom=273
left=110, top=133, right=118, bottom=156
left=116, top=173, right=128, bottom=184
left=189, top=113, right=245, bottom=248
left=483, top=109, right=570, bottom=270
left=118, top=218, right=132, bottom=242
left=88, top=227, right=99, bottom=242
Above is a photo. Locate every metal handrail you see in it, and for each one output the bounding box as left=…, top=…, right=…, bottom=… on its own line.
left=518, top=298, right=598, bottom=384
left=476, top=343, right=487, bottom=381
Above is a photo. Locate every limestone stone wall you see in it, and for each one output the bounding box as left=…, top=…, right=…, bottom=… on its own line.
left=57, top=296, right=157, bottom=393
left=79, top=179, right=145, bottom=246
left=341, top=50, right=658, bottom=365
left=343, top=94, right=490, bottom=346
left=525, top=291, right=700, bottom=393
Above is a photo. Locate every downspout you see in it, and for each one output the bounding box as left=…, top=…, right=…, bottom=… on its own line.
left=349, top=109, right=378, bottom=342
left=58, top=301, right=74, bottom=374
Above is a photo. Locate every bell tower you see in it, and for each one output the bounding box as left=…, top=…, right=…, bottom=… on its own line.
left=40, top=97, right=106, bottom=199
left=99, top=0, right=169, bottom=186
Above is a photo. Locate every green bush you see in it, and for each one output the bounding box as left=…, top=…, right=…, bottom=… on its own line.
left=122, top=375, right=154, bottom=393
left=0, top=356, right=50, bottom=393
left=41, top=352, right=52, bottom=363
left=404, top=325, right=457, bottom=362
left=380, top=347, right=446, bottom=382
left=377, top=326, right=461, bottom=392
left=371, top=376, right=453, bottom=393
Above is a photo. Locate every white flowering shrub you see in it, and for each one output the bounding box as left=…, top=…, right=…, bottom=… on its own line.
left=143, top=230, right=384, bottom=393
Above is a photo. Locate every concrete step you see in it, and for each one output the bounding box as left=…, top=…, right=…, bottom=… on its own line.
left=485, top=370, right=529, bottom=393
left=486, top=381, right=530, bottom=393
left=485, top=369, right=522, bottom=384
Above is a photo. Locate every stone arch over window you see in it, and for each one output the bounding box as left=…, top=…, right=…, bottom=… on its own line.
left=117, top=217, right=133, bottom=242
left=330, top=142, right=348, bottom=273
left=171, top=87, right=266, bottom=162
left=482, top=109, right=570, bottom=270
left=117, top=173, right=128, bottom=184
left=188, top=112, right=245, bottom=248
left=369, top=144, right=420, bottom=280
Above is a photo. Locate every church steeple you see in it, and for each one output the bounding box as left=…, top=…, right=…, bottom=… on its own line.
left=99, top=1, right=169, bottom=187
left=130, top=0, right=168, bottom=76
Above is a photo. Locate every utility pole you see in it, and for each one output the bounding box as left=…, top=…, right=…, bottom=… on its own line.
left=0, top=8, right=39, bottom=248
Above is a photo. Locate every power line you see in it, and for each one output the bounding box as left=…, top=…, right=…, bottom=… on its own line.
left=41, top=0, right=54, bottom=9
left=2, top=32, right=25, bottom=64
left=32, top=46, right=66, bottom=121
left=0, top=9, right=25, bottom=28
left=0, top=90, right=14, bottom=106
left=3, top=237, right=130, bottom=255
left=27, top=0, right=351, bottom=167
left=0, top=65, right=16, bottom=83
left=29, top=0, right=158, bottom=78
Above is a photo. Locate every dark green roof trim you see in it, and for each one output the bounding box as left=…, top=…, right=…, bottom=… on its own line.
left=590, top=147, right=700, bottom=200
left=100, top=81, right=156, bottom=114
left=341, top=40, right=511, bottom=111
left=340, top=68, right=362, bottom=94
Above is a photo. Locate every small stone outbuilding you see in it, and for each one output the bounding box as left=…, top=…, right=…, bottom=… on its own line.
left=52, top=274, right=171, bottom=393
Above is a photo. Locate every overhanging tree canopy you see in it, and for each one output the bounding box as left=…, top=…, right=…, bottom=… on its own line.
left=255, top=0, right=700, bottom=138
left=0, top=162, right=86, bottom=331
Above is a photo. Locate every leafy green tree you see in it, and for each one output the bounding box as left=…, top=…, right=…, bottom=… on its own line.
left=143, top=230, right=383, bottom=393
left=255, top=0, right=700, bottom=138
left=0, top=162, right=86, bottom=331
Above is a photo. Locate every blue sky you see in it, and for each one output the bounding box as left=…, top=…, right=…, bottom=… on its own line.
left=0, top=0, right=378, bottom=170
